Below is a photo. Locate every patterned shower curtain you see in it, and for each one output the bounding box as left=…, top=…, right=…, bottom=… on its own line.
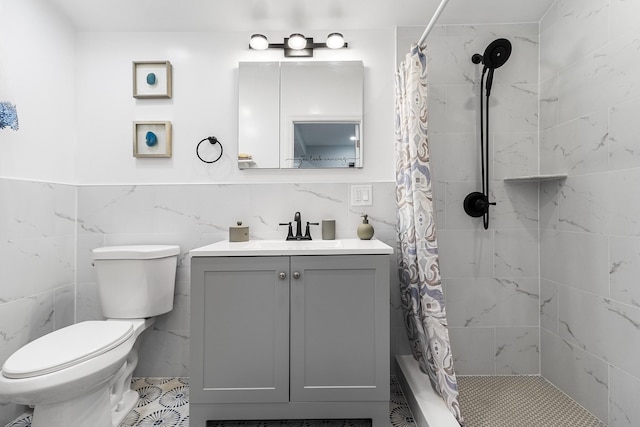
left=394, top=44, right=463, bottom=424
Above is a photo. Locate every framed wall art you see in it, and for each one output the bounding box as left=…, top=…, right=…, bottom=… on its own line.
left=133, top=61, right=172, bottom=99
left=133, top=121, right=172, bottom=158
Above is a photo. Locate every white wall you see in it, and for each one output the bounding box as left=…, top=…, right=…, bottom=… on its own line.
left=0, top=0, right=77, bottom=183
left=75, top=29, right=395, bottom=184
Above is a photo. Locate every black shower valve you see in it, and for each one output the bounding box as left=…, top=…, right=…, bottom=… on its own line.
left=463, top=192, right=495, bottom=218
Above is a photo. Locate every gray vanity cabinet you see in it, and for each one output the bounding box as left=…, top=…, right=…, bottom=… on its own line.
left=289, top=255, right=389, bottom=402
left=190, top=253, right=390, bottom=425
left=190, top=256, right=290, bottom=404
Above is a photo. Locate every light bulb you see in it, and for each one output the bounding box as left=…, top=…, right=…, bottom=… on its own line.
left=326, top=33, right=345, bottom=49
left=249, top=34, right=268, bottom=50
left=288, top=33, right=307, bottom=50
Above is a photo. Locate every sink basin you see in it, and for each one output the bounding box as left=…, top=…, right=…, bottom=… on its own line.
left=190, top=238, right=393, bottom=257
left=245, top=240, right=343, bottom=250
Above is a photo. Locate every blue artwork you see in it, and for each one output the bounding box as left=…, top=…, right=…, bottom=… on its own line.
left=146, top=72, right=157, bottom=85
left=0, top=101, right=19, bottom=130
left=145, top=131, right=158, bottom=147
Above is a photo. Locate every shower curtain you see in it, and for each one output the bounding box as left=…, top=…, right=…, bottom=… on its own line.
left=394, top=44, right=463, bottom=424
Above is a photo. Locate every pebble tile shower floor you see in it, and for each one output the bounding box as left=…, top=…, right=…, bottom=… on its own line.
left=4, top=377, right=417, bottom=427
left=457, top=375, right=606, bottom=427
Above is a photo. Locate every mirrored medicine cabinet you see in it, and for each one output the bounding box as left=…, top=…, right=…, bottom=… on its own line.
left=238, top=60, right=364, bottom=169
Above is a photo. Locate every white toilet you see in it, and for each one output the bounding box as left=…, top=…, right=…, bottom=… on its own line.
left=0, top=244, right=180, bottom=427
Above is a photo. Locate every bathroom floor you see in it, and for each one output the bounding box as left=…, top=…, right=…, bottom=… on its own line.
left=4, top=376, right=417, bottom=427
left=457, top=375, right=606, bottom=427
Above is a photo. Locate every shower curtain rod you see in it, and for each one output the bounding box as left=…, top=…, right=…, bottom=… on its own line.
left=418, top=0, right=451, bottom=47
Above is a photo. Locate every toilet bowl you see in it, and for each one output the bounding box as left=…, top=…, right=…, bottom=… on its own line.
left=0, top=245, right=179, bottom=427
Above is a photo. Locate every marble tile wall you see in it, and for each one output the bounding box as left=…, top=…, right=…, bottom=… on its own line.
left=539, top=0, right=640, bottom=424
left=0, top=178, right=398, bottom=426
left=75, top=182, right=398, bottom=377
left=0, top=178, right=76, bottom=423
left=397, top=23, right=541, bottom=376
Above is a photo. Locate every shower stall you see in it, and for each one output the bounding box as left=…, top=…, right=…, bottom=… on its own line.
left=394, top=0, right=640, bottom=425
left=395, top=20, right=541, bottom=425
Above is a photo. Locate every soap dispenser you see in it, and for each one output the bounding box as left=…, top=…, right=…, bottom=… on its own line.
left=357, top=214, right=374, bottom=240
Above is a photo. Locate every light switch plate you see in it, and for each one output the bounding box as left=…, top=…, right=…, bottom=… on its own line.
left=351, top=184, right=373, bottom=206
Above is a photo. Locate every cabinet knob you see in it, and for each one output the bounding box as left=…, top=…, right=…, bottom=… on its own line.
left=279, top=272, right=287, bottom=280
left=293, top=271, right=301, bottom=280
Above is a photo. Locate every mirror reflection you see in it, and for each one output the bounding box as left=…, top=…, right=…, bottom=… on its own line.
left=238, top=61, right=363, bottom=169
left=290, top=122, right=360, bottom=168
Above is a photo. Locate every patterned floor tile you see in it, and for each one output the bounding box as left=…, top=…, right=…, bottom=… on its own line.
left=121, top=377, right=189, bottom=427
left=4, top=377, right=414, bottom=427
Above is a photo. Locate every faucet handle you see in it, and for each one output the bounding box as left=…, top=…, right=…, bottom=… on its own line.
left=279, top=222, right=294, bottom=240
left=304, top=222, right=319, bottom=240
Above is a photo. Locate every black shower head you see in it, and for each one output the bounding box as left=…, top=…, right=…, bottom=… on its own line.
left=481, top=38, right=512, bottom=69
left=471, top=38, right=512, bottom=97
left=471, top=38, right=512, bottom=69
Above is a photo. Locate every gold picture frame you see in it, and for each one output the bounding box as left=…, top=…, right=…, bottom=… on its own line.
left=133, top=121, right=172, bottom=158
left=133, top=61, right=172, bottom=99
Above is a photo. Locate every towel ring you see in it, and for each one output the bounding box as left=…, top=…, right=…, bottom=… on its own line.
left=196, top=136, right=223, bottom=163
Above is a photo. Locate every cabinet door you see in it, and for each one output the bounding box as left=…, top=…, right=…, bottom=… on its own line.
left=289, top=255, right=390, bottom=402
left=191, top=256, right=290, bottom=403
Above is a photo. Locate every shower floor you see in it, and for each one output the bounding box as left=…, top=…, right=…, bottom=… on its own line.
left=457, top=375, right=605, bottom=427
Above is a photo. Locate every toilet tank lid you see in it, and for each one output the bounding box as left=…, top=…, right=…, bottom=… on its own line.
left=2, top=321, right=133, bottom=379
left=92, top=245, right=180, bottom=260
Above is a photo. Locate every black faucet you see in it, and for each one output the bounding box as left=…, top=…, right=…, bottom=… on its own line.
left=293, top=211, right=303, bottom=239
left=279, top=212, right=318, bottom=240
left=278, top=221, right=295, bottom=240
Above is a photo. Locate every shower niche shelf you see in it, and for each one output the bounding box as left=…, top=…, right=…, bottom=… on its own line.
left=503, top=173, right=567, bottom=183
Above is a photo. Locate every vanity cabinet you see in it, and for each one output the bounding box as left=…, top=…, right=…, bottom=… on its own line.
left=191, top=256, right=290, bottom=404
left=190, top=251, right=390, bottom=426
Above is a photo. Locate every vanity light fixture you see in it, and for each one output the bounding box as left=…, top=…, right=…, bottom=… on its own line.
left=287, top=33, right=307, bottom=50
left=326, top=33, right=346, bottom=49
left=248, top=34, right=269, bottom=50
left=249, top=32, right=348, bottom=57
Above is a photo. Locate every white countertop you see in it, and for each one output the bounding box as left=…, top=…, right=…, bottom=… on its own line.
left=190, top=238, right=394, bottom=257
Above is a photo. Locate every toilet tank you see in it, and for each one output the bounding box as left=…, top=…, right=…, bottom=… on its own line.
left=92, top=245, right=180, bottom=319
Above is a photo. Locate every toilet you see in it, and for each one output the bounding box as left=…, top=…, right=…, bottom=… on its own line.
left=0, top=244, right=180, bottom=427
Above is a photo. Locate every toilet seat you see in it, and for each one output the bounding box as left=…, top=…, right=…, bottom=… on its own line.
left=2, top=321, right=133, bottom=379
left=92, top=244, right=180, bottom=259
